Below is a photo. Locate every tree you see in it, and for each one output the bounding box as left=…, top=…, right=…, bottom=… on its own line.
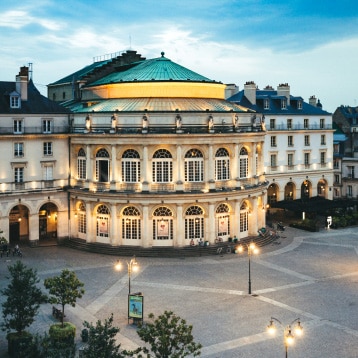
left=82, top=314, right=124, bottom=358
left=44, top=269, right=85, bottom=327
left=134, top=310, right=202, bottom=358
left=1, top=260, right=47, bottom=335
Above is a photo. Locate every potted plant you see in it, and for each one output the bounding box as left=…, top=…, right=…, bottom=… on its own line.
left=44, top=269, right=85, bottom=344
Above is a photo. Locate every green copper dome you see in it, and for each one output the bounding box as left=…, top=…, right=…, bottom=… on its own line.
left=89, top=52, right=215, bottom=86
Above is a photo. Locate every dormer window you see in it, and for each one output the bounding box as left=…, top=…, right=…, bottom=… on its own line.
left=10, top=92, right=20, bottom=108
left=297, top=100, right=302, bottom=110
left=281, top=99, right=287, bottom=110
left=264, top=99, right=270, bottom=110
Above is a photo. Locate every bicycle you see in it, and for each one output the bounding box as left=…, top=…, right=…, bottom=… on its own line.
left=215, top=237, right=223, bottom=244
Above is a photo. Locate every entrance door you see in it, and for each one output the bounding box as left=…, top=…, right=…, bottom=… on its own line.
left=9, top=222, right=20, bottom=244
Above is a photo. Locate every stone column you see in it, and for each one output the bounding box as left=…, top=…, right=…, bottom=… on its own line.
left=86, top=201, right=93, bottom=243
left=176, top=204, right=184, bottom=247
left=208, top=202, right=215, bottom=244
left=110, top=145, right=117, bottom=190
left=110, top=204, right=118, bottom=245
left=142, top=205, right=150, bottom=247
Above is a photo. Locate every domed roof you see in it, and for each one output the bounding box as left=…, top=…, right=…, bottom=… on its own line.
left=89, top=52, right=215, bottom=86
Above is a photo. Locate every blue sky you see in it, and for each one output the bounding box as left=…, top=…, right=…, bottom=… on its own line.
left=1, top=0, right=357, bottom=112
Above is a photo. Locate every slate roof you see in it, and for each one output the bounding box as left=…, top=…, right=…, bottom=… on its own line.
left=64, top=97, right=251, bottom=113
left=89, top=52, right=214, bottom=86
left=0, top=80, right=70, bottom=114
left=228, top=89, right=331, bottom=115
left=49, top=59, right=111, bottom=85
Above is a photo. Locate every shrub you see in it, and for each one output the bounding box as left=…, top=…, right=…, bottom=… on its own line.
left=49, top=322, right=76, bottom=345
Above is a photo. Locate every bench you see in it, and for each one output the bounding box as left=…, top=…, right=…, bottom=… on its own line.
left=52, top=306, right=65, bottom=320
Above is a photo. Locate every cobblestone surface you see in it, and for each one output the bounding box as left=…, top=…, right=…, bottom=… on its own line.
left=1, top=226, right=358, bottom=357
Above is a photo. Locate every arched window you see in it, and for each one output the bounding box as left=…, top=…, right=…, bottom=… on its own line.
left=184, top=149, right=203, bottom=182
left=239, top=147, right=249, bottom=179
left=122, top=206, right=141, bottom=240
left=96, top=148, right=110, bottom=182
left=78, top=202, right=86, bottom=234
left=96, top=204, right=110, bottom=237
left=122, top=149, right=140, bottom=183
left=215, top=148, right=230, bottom=181
left=240, top=202, right=248, bottom=233
left=216, top=203, right=230, bottom=238
left=77, top=148, right=86, bottom=180
left=184, top=206, right=204, bottom=241
left=152, top=149, right=173, bottom=183
left=153, top=207, right=173, bottom=240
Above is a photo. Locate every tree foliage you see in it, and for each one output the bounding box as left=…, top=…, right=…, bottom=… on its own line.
left=133, top=310, right=202, bottom=358
left=82, top=314, right=124, bottom=358
left=44, top=269, right=85, bottom=327
left=1, top=260, right=47, bottom=335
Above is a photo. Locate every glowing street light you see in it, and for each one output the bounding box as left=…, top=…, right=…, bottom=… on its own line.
left=267, top=317, right=303, bottom=358
left=114, top=256, right=139, bottom=295
left=237, top=242, right=259, bottom=294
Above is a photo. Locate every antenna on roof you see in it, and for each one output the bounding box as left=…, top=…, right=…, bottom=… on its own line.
left=28, top=62, right=33, bottom=80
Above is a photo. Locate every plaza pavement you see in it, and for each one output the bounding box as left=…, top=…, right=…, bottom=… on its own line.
left=1, top=226, right=358, bottom=357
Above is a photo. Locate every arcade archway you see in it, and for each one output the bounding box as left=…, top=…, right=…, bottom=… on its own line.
left=9, top=205, right=29, bottom=244
left=39, top=202, right=58, bottom=241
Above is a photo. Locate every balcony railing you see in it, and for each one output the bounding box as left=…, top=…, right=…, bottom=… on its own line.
left=0, top=126, right=70, bottom=135
left=267, top=124, right=332, bottom=131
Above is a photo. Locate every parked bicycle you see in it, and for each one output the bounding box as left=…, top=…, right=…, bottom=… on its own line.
left=13, top=245, right=23, bottom=257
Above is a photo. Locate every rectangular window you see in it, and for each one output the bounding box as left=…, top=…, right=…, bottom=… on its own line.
left=270, top=154, right=277, bottom=168
left=334, top=160, right=340, bottom=169
left=321, top=135, right=326, bottom=145
left=297, top=100, right=302, bottom=110
left=77, top=158, right=86, bottom=180
left=270, top=118, right=276, bottom=129
left=288, top=136, right=293, bottom=147
left=304, top=153, right=310, bottom=168
left=320, top=152, right=326, bottom=165
left=270, top=136, right=277, bottom=147
left=264, top=99, right=269, bottom=110
left=43, top=142, right=53, bottom=156
left=43, top=165, right=53, bottom=180
left=14, top=142, right=24, bottom=157
left=288, top=154, right=293, bottom=166
left=320, top=118, right=325, bottom=129
left=78, top=213, right=86, bottom=234
left=10, top=96, right=20, bottom=108
left=333, top=144, right=339, bottom=153
left=13, top=119, right=23, bottom=133
left=348, top=166, right=355, bottom=179
left=287, top=119, right=292, bottom=130
left=43, top=119, right=52, bottom=133
left=14, top=167, right=24, bottom=183
left=304, top=118, right=309, bottom=129
left=281, top=99, right=287, bottom=109
left=347, top=185, right=353, bottom=197
left=335, top=175, right=340, bottom=183
left=304, top=135, right=310, bottom=146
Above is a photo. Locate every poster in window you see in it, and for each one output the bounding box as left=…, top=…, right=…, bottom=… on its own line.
left=99, top=218, right=108, bottom=234
left=219, top=216, right=228, bottom=233
left=157, top=219, right=168, bottom=236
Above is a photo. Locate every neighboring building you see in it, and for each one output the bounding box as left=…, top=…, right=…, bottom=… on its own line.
left=333, top=106, right=358, bottom=200
left=332, top=123, right=347, bottom=199
left=0, top=67, right=70, bottom=245
left=228, top=82, right=334, bottom=210
left=47, top=50, right=267, bottom=247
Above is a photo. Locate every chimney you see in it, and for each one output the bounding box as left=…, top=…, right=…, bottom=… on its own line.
left=244, top=81, right=256, bottom=105
left=309, top=95, right=317, bottom=107
left=277, top=83, right=290, bottom=105
left=15, top=66, right=29, bottom=101
left=225, top=83, right=239, bottom=99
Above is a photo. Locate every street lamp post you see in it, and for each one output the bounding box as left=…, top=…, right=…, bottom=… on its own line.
left=114, top=256, right=139, bottom=295
left=237, top=242, right=259, bottom=294
left=267, top=317, right=303, bottom=358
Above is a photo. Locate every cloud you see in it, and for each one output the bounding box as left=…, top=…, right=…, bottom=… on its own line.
left=0, top=9, right=62, bottom=30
